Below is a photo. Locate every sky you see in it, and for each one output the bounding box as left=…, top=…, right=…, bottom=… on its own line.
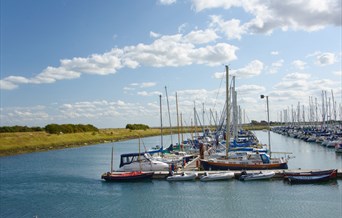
left=1, top=0, right=341, bottom=128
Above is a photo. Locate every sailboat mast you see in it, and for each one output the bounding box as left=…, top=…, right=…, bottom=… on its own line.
left=176, top=92, right=181, bottom=148
left=159, top=95, right=163, bottom=148
left=111, top=146, right=114, bottom=173
left=225, top=65, right=230, bottom=158
left=138, top=138, right=142, bottom=171
left=165, top=86, right=173, bottom=145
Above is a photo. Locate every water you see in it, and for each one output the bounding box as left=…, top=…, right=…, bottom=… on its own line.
left=1, top=131, right=341, bottom=218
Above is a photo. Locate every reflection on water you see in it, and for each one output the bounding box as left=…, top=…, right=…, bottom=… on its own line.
left=0, top=131, right=341, bottom=217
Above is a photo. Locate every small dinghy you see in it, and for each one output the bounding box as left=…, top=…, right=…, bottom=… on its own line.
left=286, top=169, right=337, bottom=184
left=166, top=172, right=197, bottom=181
left=239, top=171, right=275, bottom=181
left=200, top=171, right=235, bottom=182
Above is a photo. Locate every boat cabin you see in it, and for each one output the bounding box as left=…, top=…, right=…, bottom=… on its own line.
left=119, top=152, right=152, bottom=168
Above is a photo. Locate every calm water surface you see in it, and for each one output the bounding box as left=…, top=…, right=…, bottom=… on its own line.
left=1, top=131, right=341, bottom=218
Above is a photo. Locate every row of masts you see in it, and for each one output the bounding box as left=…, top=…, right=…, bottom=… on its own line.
left=277, top=90, right=342, bottom=128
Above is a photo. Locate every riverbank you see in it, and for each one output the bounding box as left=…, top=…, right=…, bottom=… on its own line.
left=0, top=125, right=269, bottom=157
left=0, top=128, right=170, bottom=157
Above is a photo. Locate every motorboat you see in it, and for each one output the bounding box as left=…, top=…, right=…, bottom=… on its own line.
left=200, top=171, right=235, bottom=182
left=166, top=172, right=197, bottom=181
left=239, top=171, right=275, bottom=181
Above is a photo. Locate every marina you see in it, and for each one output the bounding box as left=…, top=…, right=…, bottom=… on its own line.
left=1, top=131, right=342, bottom=218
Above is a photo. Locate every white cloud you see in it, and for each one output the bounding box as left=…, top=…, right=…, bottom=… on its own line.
left=0, top=79, right=19, bottom=90
left=268, top=59, right=284, bottom=74
left=140, top=82, right=157, bottom=88
left=333, top=70, right=342, bottom=77
left=292, top=60, right=307, bottom=70
left=283, top=72, right=311, bottom=81
left=213, top=60, right=264, bottom=79
left=209, top=16, right=246, bottom=40
left=236, top=84, right=266, bottom=95
left=184, top=29, right=219, bottom=44
left=274, top=72, right=311, bottom=91
left=231, top=60, right=264, bottom=78
left=271, top=51, right=279, bottom=55
left=1, top=31, right=238, bottom=90
left=159, top=0, right=176, bottom=5
left=178, top=23, right=188, bottom=33
left=315, top=52, right=336, bottom=66
left=191, top=0, right=242, bottom=12
left=137, top=91, right=162, bottom=96
left=192, top=0, right=341, bottom=36
left=60, top=50, right=124, bottom=75
left=31, top=67, right=81, bottom=84
left=150, top=31, right=161, bottom=38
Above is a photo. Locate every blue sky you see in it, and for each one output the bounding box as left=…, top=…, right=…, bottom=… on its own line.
left=1, top=0, right=341, bottom=128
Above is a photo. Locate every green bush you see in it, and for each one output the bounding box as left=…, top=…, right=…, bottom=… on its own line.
left=125, top=124, right=149, bottom=130
left=0, top=125, right=43, bottom=133
left=44, top=124, right=99, bottom=134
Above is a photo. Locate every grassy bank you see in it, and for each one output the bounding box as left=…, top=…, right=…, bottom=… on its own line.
left=0, top=128, right=191, bottom=157
left=0, top=125, right=269, bottom=157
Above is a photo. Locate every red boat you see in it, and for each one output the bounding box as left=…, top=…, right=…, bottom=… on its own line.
left=101, top=146, right=154, bottom=182
left=101, top=171, right=154, bottom=182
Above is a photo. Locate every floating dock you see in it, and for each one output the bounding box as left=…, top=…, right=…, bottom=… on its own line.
left=151, top=156, right=342, bottom=180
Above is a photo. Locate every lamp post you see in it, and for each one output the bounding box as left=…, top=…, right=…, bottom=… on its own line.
left=261, top=95, right=271, bottom=158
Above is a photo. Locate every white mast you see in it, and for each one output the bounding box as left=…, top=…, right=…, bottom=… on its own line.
left=159, top=95, right=163, bottom=148
left=225, top=65, right=230, bottom=158
left=165, top=86, right=173, bottom=145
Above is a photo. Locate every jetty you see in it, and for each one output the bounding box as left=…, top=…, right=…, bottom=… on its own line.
left=151, top=156, right=342, bottom=180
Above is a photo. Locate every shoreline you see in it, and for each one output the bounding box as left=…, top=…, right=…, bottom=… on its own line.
left=0, top=125, right=268, bottom=157
left=0, top=128, right=166, bottom=157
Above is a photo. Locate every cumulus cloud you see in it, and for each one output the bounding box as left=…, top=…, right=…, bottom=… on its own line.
left=209, top=15, right=246, bottom=40
left=158, top=0, right=176, bottom=5
left=283, top=72, right=311, bottom=81
left=193, top=0, right=341, bottom=37
left=271, top=51, right=279, bottom=55
left=268, top=59, right=284, bottom=74
left=236, top=84, right=266, bottom=95
left=273, top=72, right=339, bottom=101
left=184, top=29, right=219, bottom=44
left=314, top=52, right=337, bottom=66
left=1, top=31, right=238, bottom=90
left=213, top=60, right=264, bottom=79
left=292, top=60, right=307, bottom=70
left=137, top=91, right=162, bottom=96
left=231, top=60, right=264, bottom=78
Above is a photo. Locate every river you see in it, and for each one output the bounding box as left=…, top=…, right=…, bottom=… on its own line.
left=1, top=130, right=341, bottom=217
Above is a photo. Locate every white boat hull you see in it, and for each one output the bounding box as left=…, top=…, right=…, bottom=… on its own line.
left=240, top=171, right=275, bottom=181
left=167, top=173, right=197, bottom=181
left=200, top=172, right=235, bottom=181
left=119, top=160, right=169, bottom=172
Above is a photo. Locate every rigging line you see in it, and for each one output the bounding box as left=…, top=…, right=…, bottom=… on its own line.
left=213, top=71, right=225, bottom=111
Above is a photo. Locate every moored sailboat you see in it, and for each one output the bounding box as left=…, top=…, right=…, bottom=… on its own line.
left=101, top=146, right=155, bottom=182
left=200, top=66, right=289, bottom=171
